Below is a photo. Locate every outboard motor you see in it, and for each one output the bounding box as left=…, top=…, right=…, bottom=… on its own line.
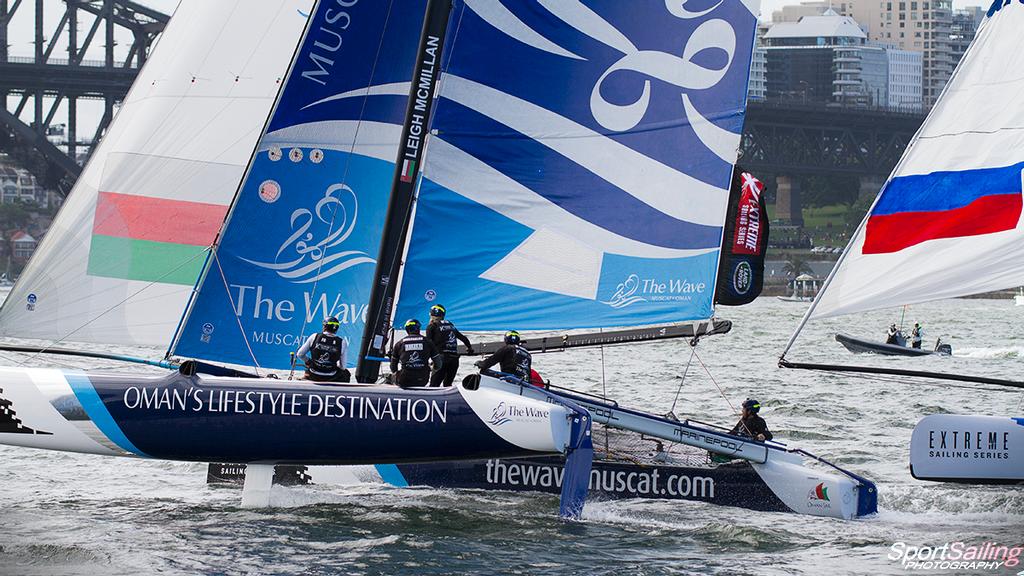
left=934, top=338, right=953, bottom=355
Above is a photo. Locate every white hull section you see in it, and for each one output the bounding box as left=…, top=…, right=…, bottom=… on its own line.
left=910, top=414, right=1023, bottom=483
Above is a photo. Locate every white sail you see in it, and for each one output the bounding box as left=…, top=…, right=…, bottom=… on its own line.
left=0, top=1, right=314, bottom=346
left=810, top=2, right=1024, bottom=319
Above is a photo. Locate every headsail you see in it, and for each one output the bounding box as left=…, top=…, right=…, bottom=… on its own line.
left=808, top=1, right=1024, bottom=319
left=391, top=0, right=760, bottom=330
left=0, top=1, right=314, bottom=347
left=172, top=1, right=428, bottom=369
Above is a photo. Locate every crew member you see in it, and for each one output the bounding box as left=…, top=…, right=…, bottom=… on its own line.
left=295, top=316, right=351, bottom=383
left=475, top=330, right=531, bottom=382
left=911, top=322, right=923, bottom=349
left=425, top=304, right=474, bottom=387
left=390, top=319, right=443, bottom=388
left=729, top=399, right=773, bottom=442
left=886, top=323, right=899, bottom=345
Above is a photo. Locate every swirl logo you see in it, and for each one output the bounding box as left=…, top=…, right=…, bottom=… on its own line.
left=465, top=0, right=740, bottom=160
left=601, top=274, right=647, bottom=309
left=487, top=402, right=512, bottom=427
left=242, top=183, right=375, bottom=283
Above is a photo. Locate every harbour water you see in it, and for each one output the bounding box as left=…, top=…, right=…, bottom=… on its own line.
left=0, top=297, right=1021, bottom=575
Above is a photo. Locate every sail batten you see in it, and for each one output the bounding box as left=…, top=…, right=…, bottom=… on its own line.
left=806, top=3, right=1024, bottom=321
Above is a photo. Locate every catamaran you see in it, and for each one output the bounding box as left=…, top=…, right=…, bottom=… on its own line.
left=0, top=0, right=595, bottom=518
left=0, top=0, right=878, bottom=517
left=204, top=0, right=875, bottom=518
left=779, top=0, right=1024, bottom=484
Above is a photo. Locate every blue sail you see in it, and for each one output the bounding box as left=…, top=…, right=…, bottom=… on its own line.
left=393, top=0, right=759, bottom=330
left=173, top=1, right=427, bottom=369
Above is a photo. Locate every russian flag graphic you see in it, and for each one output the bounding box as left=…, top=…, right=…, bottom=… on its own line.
left=863, top=163, right=1024, bottom=254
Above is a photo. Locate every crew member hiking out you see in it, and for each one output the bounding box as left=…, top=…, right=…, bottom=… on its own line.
left=475, top=330, right=531, bottom=381
left=390, top=319, right=443, bottom=388
left=729, top=399, right=773, bottom=442
left=296, top=316, right=351, bottom=383
left=426, top=304, right=474, bottom=387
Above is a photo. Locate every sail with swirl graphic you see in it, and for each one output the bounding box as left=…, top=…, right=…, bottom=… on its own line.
left=389, top=0, right=760, bottom=330
left=171, top=1, right=428, bottom=368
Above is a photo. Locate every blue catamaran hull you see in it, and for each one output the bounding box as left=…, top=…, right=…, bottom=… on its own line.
left=391, top=458, right=794, bottom=512
left=0, top=367, right=575, bottom=464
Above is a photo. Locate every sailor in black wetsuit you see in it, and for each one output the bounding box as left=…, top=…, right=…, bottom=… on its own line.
left=296, top=316, right=351, bottom=383
left=474, top=330, right=531, bottom=381
left=729, top=399, right=773, bottom=442
left=390, top=319, right=443, bottom=388
left=425, top=304, right=474, bottom=387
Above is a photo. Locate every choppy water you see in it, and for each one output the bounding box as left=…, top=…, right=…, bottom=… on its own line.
left=1, top=297, right=1022, bottom=575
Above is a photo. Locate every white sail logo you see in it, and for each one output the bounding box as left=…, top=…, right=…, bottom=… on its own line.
left=298, top=1, right=749, bottom=301
left=467, top=0, right=740, bottom=158
left=601, top=274, right=647, bottom=309
left=243, top=183, right=375, bottom=283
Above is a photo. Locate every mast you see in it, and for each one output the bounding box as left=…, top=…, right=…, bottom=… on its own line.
left=356, top=0, right=453, bottom=383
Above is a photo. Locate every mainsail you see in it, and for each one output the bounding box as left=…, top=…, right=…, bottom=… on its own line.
left=172, top=1, right=428, bottom=369
left=390, top=0, right=760, bottom=331
left=802, top=0, right=1024, bottom=321
left=0, top=1, right=314, bottom=347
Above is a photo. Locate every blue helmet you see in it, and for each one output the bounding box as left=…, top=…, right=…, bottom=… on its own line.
left=404, top=318, right=421, bottom=333
left=430, top=304, right=446, bottom=318
left=504, top=330, right=521, bottom=345
left=742, top=399, right=761, bottom=413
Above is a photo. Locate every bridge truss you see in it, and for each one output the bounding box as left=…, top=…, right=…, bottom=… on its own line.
left=0, top=0, right=167, bottom=195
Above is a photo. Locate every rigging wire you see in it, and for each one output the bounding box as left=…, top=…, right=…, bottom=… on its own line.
left=598, top=327, right=609, bottom=455
left=17, top=247, right=212, bottom=368
left=668, top=343, right=697, bottom=418
left=212, top=252, right=262, bottom=376
left=692, top=347, right=738, bottom=415
left=295, top=0, right=397, bottom=353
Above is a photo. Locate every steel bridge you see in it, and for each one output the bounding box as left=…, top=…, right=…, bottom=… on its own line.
left=742, top=100, right=927, bottom=223
left=1, top=2, right=927, bottom=206
left=0, top=0, right=167, bottom=195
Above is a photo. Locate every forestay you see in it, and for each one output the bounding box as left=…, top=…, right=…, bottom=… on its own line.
left=0, top=1, right=314, bottom=347
left=173, top=1, right=427, bottom=369
left=392, top=0, right=760, bottom=330
left=809, top=1, right=1024, bottom=319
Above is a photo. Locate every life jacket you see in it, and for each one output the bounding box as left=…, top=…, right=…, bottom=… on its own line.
left=529, top=369, right=544, bottom=388
left=510, top=345, right=531, bottom=381
left=307, top=333, right=342, bottom=376
left=433, top=319, right=460, bottom=355
left=398, top=334, right=430, bottom=371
